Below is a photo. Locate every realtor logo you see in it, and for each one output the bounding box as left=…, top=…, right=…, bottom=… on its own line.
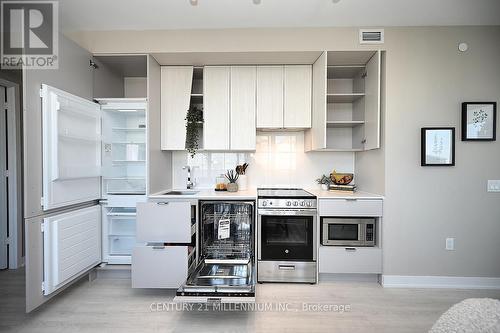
left=1, top=1, right=58, bottom=69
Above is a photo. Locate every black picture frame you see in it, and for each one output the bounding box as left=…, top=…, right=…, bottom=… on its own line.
left=461, top=102, right=497, bottom=141
left=421, top=127, right=455, bottom=166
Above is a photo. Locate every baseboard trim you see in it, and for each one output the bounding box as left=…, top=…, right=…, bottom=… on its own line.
left=382, top=275, right=500, bottom=289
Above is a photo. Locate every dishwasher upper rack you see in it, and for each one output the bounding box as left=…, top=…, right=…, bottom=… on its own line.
left=199, top=201, right=255, bottom=260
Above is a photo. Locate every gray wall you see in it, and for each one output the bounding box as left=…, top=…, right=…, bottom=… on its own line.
left=68, top=26, right=500, bottom=278
left=383, top=27, right=500, bottom=277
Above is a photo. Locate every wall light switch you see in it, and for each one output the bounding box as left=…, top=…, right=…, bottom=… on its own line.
left=487, top=180, right=500, bottom=192
left=446, top=238, right=455, bottom=251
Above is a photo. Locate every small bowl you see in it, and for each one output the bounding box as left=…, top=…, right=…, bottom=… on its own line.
left=330, top=173, right=354, bottom=185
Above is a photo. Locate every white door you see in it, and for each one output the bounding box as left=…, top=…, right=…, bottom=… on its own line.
left=203, top=66, right=230, bottom=150
left=0, top=86, right=7, bottom=269
left=230, top=66, right=256, bottom=150
left=41, top=84, right=102, bottom=211
left=256, top=66, right=283, bottom=128
left=160, top=66, right=193, bottom=150
left=363, top=51, right=381, bottom=150
left=308, top=52, right=327, bottom=151
left=43, top=205, right=101, bottom=295
left=283, top=65, right=312, bottom=128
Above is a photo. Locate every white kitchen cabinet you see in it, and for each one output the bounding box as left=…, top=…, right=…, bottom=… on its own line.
left=363, top=51, right=381, bottom=150
left=306, top=50, right=382, bottom=152
left=319, top=246, right=382, bottom=274
left=256, top=66, right=283, bottom=128
left=203, top=66, right=230, bottom=150
left=136, top=201, right=192, bottom=243
left=230, top=66, right=256, bottom=150
left=283, top=65, right=312, bottom=128
left=132, top=245, right=194, bottom=288
left=160, top=66, right=193, bottom=150
left=318, top=198, right=383, bottom=217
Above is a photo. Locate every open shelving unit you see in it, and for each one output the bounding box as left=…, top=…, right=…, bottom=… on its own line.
left=307, top=50, right=381, bottom=152
left=188, top=66, right=204, bottom=149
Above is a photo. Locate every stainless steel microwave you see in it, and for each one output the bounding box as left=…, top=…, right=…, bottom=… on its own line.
left=321, top=218, right=375, bottom=246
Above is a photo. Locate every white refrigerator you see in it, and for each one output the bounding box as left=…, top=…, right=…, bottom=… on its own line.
left=39, top=84, right=147, bottom=295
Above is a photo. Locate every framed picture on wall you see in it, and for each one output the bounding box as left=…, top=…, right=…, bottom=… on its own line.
left=462, top=102, right=497, bottom=141
left=421, top=127, right=455, bottom=166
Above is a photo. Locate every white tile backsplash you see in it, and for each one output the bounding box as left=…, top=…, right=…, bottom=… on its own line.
left=172, top=131, right=354, bottom=189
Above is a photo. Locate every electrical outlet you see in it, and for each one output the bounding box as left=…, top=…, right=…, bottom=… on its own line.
left=487, top=180, right=500, bottom=192
left=446, top=238, right=455, bottom=251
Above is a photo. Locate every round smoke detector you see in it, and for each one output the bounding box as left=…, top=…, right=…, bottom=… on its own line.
left=458, top=42, right=468, bottom=52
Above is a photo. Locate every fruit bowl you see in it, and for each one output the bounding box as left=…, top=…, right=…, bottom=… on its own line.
left=330, top=171, right=354, bottom=185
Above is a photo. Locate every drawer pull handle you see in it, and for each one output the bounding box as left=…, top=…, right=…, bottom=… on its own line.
left=152, top=246, right=165, bottom=250
left=279, top=265, right=296, bottom=271
left=345, top=198, right=358, bottom=202
left=345, top=247, right=357, bottom=252
left=156, top=202, right=169, bottom=205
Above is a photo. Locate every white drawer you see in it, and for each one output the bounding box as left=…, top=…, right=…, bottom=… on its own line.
left=136, top=201, right=192, bottom=243
left=319, top=199, right=383, bottom=217
left=132, top=245, right=191, bottom=288
left=319, top=246, right=382, bottom=274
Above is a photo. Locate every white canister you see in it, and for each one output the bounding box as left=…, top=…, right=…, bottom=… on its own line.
left=238, top=175, right=248, bottom=191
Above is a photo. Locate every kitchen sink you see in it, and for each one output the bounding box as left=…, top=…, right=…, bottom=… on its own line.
left=162, top=190, right=199, bottom=195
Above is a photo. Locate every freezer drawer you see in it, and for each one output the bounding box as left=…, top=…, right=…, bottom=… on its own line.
left=109, top=236, right=136, bottom=255
left=136, top=201, right=192, bottom=243
left=175, top=260, right=255, bottom=303
left=132, top=245, right=195, bottom=288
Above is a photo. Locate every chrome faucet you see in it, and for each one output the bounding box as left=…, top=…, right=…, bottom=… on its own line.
left=182, top=166, right=194, bottom=189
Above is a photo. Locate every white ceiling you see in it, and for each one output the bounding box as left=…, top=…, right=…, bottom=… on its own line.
left=59, top=0, right=500, bottom=32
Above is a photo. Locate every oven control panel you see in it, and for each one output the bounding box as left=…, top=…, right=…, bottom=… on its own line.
left=258, top=198, right=317, bottom=209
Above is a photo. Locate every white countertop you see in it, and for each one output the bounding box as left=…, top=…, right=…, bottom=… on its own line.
left=306, top=189, right=384, bottom=200
left=150, top=188, right=383, bottom=200
left=149, top=188, right=258, bottom=200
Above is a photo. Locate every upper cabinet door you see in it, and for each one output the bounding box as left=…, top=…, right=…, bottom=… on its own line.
left=230, top=66, right=256, bottom=150
left=204, top=66, right=230, bottom=150
left=283, top=65, right=312, bottom=128
left=160, top=66, right=193, bottom=150
left=256, top=66, right=283, bottom=128
left=309, top=52, right=327, bottom=151
left=363, top=51, right=381, bottom=150
left=41, top=84, right=102, bottom=211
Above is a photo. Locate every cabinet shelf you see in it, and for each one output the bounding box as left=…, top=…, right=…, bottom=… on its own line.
left=327, top=93, right=365, bottom=103
left=112, top=127, right=146, bottom=131
left=327, top=65, right=365, bottom=79
left=112, top=160, right=146, bottom=163
left=112, top=141, right=146, bottom=145
left=326, top=120, right=365, bottom=128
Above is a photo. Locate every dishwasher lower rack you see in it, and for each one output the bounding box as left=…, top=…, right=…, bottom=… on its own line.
left=175, top=259, right=256, bottom=303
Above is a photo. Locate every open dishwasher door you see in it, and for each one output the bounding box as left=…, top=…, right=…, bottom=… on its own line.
left=175, top=201, right=256, bottom=303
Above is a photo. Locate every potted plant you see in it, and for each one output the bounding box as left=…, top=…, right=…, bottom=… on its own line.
left=316, top=174, right=331, bottom=191
left=225, top=169, right=239, bottom=192
left=185, top=106, right=204, bottom=158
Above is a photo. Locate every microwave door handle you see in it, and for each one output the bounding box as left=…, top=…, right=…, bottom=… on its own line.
left=359, top=224, right=364, bottom=242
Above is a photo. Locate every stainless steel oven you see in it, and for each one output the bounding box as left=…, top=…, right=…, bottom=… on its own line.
left=257, top=189, right=317, bottom=283
left=321, top=217, right=375, bottom=247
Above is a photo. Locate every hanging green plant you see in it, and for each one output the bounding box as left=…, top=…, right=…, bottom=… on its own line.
left=185, top=106, right=204, bottom=158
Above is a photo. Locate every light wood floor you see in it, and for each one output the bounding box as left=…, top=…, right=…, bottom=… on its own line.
left=1, top=268, right=500, bottom=333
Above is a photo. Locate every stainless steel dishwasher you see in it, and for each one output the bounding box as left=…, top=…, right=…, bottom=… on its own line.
left=175, top=200, right=255, bottom=303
